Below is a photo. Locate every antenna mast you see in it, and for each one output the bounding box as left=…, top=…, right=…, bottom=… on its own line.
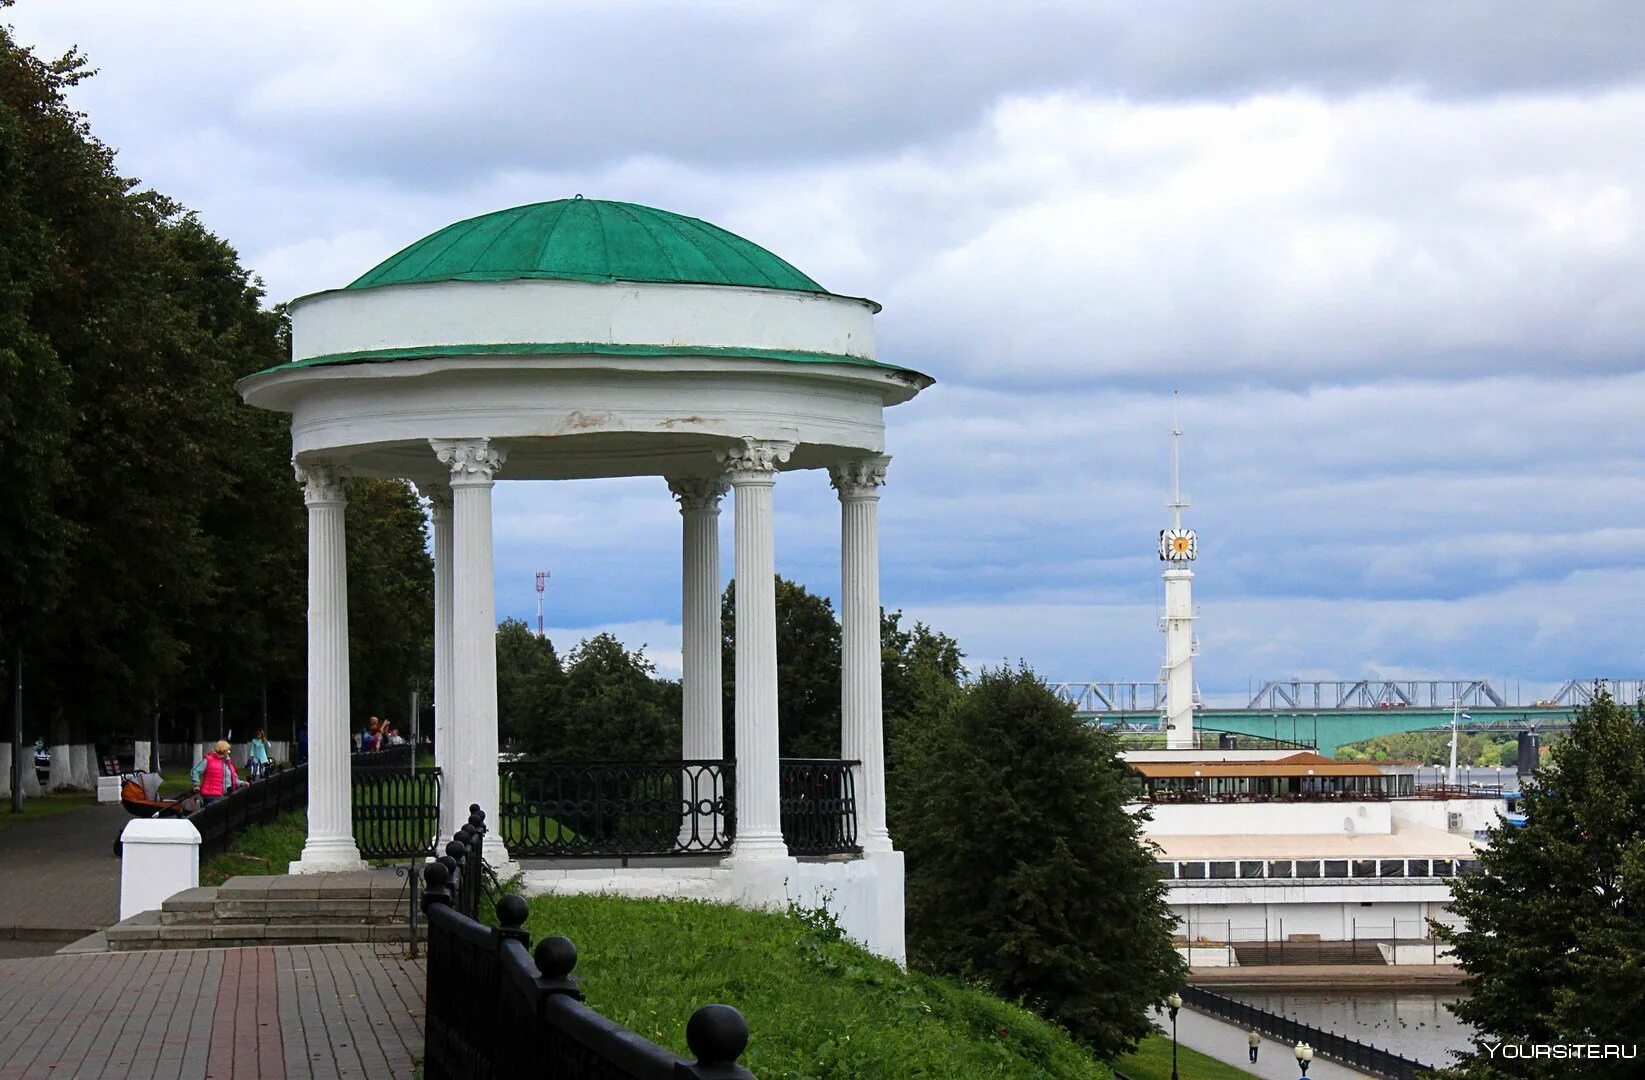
left=535, top=570, right=550, bottom=638
left=1168, top=389, right=1189, bottom=530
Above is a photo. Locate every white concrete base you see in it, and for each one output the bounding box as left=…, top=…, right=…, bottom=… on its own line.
left=1178, top=945, right=1238, bottom=967
left=520, top=849, right=907, bottom=964
left=1378, top=941, right=1455, bottom=965
left=96, top=776, right=122, bottom=804
left=120, top=819, right=201, bottom=919
left=290, top=839, right=368, bottom=874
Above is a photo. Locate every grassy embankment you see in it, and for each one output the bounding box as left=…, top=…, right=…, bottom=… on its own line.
left=1115, top=1035, right=1259, bottom=1080
left=524, top=892, right=1115, bottom=1078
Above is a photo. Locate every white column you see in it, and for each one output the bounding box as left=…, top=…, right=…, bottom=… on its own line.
left=427, top=482, right=458, bottom=842
left=669, top=478, right=728, bottom=761
left=669, top=476, right=729, bottom=847
left=431, top=439, right=510, bottom=869
left=830, top=456, right=893, bottom=853
left=292, top=462, right=365, bottom=872
left=718, top=439, right=794, bottom=858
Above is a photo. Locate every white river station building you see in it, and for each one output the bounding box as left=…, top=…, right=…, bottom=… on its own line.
left=238, top=198, right=927, bottom=963
left=1133, top=431, right=1507, bottom=963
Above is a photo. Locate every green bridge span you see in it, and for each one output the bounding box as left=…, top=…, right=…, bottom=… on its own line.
left=1080, top=707, right=1576, bottom=757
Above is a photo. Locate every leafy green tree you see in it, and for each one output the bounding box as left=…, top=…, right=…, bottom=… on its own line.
left=894, top=665, right=1185, bottom=1058
left=1435, top=689, right=1645, bottom=1078
left=496, top=617, right=563, bottom=751
left=344, top=479, right=434, bottom=723
left=557, top=634, right=679, bottom=761
left=721, top=577, right=842, bottom=758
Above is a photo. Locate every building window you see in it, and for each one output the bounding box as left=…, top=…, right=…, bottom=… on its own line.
left=1433, top=859, right=1454, bottom=877
left=1352, top=859, right=1377, bottom=878
left=1180, top=861, right=1206, bottom=879
left=1239, top=860, right=1265, bottom=879
left=1324, top=860, right=1349, bottom=878
left=1267, top=860, right=1294, bottom=879
left=1407, top=859, right=1431, bottom=878
left=1295, top=860, right=1321, bottom=878
left=1458, top=859, right=1481, bottom=877
left=1156, top=862, right=1176, bottom=879
left=1210, top=861, right=1236, bottom=879
left=1379, top=860, right=1406, bottom=878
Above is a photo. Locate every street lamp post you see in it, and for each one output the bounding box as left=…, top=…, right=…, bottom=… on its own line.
left=1295, top=1041, right=1314, bottom=1076
left=1166, top=993, right=1182, bottom=1080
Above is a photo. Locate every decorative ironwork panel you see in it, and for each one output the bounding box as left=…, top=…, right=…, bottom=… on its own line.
left=353, top=766, right=442, bottom=859
left=500, top=761, right=733, bottom=858
left=778, top=759, right=860, bottom=856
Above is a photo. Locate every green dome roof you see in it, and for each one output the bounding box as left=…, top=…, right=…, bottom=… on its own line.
left=347, top=198, right=827, bottom=294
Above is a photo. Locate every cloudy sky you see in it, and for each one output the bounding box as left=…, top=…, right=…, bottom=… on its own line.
left=13, top=1, right=1645, bottom=702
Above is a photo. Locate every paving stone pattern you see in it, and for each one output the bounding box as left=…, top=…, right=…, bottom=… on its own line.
left=0, top=945, right=425, bottom=1080
left=0, top=804, right=125, bottom=938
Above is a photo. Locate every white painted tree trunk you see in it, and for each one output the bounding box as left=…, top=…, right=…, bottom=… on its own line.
left=21, top=752, right=42, bottom=796
left=47, top=743, right=73, bottom=790
left=71, top=743, right=96, bottom=789
left=0, top=743, right=11, bottom=799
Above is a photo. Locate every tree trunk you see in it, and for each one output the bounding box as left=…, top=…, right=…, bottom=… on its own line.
left=47, top=708, right=73, bottom=790
left=0, top=743, right=11, bottom=800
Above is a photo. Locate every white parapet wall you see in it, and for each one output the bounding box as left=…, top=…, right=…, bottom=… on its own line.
left=120, top=818, right=201, bottom=920
left=1145, top=800, right=1395, bottom=836
left=1378, top=941, right=1456, bottom=965
left=521, top=852, right=907, bottom=965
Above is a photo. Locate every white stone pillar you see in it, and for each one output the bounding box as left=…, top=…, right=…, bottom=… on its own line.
left=431, top=439, right=511, bottom=869
left=427, top=482, right=459, bottom=842
left=292, top=462, right=366, bottom=872
left=718, top=439, right=794, bottom=858
left=1163, top=568, right=1196, bottom=750
left=669, top=476, right=729, bottom=847
left=830, top=456, right=893, bottom=853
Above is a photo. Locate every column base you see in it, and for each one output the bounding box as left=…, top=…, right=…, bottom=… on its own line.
left=729, top=834, right=790, bottom=860
left=290, top=839, right=368, bottom=874
left=859, top=830, right=896, bottom=854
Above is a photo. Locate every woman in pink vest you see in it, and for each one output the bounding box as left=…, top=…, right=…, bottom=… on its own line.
left=190, top=740, right=240, bottom=806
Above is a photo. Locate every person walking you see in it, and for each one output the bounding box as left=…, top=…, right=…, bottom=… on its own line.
left=1248, top=1028, right=1261, bottom=1063
left=190, top=740, right=239, bottom=806
left=247, top=729, right=272, bottom=780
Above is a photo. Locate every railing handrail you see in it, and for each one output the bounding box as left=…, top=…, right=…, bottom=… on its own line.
left=1179, top=985, right=1436, bottom=1079
left=421, top=808, right=756, bottom=1079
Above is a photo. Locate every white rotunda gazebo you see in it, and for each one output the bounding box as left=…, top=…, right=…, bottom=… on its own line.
left=238, top=198, right=929, bottom=960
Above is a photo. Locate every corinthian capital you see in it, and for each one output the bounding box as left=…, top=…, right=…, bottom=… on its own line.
left=430, top=438, right=506, bottom=486
left=424, top=481, right=453, bottom=518
left=667, top=476, right=730, bottom=511
left=717, top=439, right=795, bottom=481
left=294, top=461, right=351, bottom=505
left=829, top=455, right=891, bottom=498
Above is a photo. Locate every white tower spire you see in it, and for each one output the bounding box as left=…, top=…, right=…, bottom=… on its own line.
left=1159, top=392, right=1198, bottom=750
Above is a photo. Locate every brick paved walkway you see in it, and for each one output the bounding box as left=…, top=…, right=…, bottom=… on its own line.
left=0, top=803, right=125, bottom=939
left=0, top=946, right=425, bottom=1080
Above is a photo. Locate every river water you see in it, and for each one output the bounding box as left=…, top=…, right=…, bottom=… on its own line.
left=1221, top=990, right=1475, bottom=1068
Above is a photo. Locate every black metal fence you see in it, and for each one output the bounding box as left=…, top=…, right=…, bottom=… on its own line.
left=353, top=765, right=443, bottom=860
left=501, top=761, right=734, bottom=858
left=421, top=831, right=756, bottom=1078
left=778, top=759, right=860, bottom=856
left=190, top=763, right=307, bottom=858
left=157, top=745, right=435, bottom=860
left=1179, top=985, right=1436, bottom=1080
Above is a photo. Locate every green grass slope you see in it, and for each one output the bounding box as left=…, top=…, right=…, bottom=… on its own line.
left=1115, top=1034, right=1258, bottom=1080
left=524, top=894, right=1113, bottom=1079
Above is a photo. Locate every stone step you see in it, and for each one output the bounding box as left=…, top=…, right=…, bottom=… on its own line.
left=106, top=912, right=426, bottom=952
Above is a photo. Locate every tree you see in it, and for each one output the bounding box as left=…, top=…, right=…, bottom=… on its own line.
left=557, top=634, right=679, bottom=761
left=1435, top=689, right=1645, bottom=1078
left=495, top=617, right=563, bottom=751
left=893, top=665, right=1185, bottom=1059
left=721, top=577, right=842, bottom=758
left=344, top=479, right=433, bottom=722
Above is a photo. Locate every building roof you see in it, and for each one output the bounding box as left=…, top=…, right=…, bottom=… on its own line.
left=347, top=198, right=831, bottom=296
left=1132, top=757, right=1386, bottom=780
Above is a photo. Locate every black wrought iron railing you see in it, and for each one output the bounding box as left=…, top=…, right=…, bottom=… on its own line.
left=779, top=759, right=860, bottom=856
left=1179, top=985, right=1435, bottom=1080
left=501, top=761, right=734, bottom=858
left=421, top=844, right=756, bottom=1078
left=500, top=758, right=863, bottom=859
left=353, top=765, right=443, bottom=860
left=189, top=763, right=307, bottom=858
